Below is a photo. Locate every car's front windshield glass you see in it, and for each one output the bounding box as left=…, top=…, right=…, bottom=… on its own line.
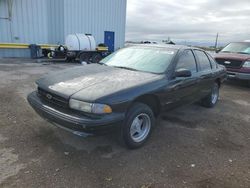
left=221, top=42, right=250, bottom=54
left=100, top=46, right=177, bottom=74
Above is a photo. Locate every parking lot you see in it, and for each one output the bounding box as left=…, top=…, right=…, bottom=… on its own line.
left=0, top=58, right=250, bottom=188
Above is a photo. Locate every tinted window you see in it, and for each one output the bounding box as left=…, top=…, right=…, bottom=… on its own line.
left=194, top=50, right=212, bottom=71
left=175, top=50, right=197, bottom=73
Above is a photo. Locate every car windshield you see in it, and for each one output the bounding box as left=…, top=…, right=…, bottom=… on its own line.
left=221, top=42, right=250, bottom=54
left=100, top=46, right=177, bottom=74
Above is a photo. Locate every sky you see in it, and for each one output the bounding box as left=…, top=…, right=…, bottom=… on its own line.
left=126, top=0, right=250, bottom=46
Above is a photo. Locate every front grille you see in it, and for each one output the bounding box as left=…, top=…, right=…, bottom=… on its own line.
left=215, top=58, right=243, bottom=69
left=37, top=87, right=68, bottom=108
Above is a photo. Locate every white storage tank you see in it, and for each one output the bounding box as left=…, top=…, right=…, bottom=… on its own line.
left=65, top=34, right=96, bottom=51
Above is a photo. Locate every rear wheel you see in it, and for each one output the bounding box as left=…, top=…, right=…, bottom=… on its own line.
left=201, top=82, right=219, bottom=108
left=90, top=53, right=103, bottom=63
left=121, top=103, right=155, bottom=149
left=79, top=52, right=91, bottom=64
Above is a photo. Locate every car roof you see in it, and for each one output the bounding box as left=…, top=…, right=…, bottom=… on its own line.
left=126, top=43, right=201, bottom=51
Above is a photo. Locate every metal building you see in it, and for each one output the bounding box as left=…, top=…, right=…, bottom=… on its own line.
left=0, top=0, right=127, bottom=57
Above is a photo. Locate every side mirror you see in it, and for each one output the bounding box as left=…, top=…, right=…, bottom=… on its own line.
left=175, top=68, right=192, bottom=77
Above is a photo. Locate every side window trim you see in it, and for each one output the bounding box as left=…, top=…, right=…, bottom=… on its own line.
left=193, top=50, right=201, bottom=71
left=190, top=50, right=198, bottom=73
left=204, top=52, right=213, bottom=69
left=207, top=53, right=218, bottom=69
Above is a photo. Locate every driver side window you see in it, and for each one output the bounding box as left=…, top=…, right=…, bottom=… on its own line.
left=175, top=50, right=197, bottom=73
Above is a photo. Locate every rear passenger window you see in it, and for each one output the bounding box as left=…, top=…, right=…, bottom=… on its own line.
left=194, top=50, right=212, bottom=71
left=175, top=50, right=197, bottom=73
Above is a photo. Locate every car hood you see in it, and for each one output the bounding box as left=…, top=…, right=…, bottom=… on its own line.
left=36, top=64, right=163, bottom=102
left=215, top=52, right=250, bottom=61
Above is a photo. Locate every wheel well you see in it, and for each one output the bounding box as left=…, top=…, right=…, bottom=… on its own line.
left=215, top=78, right=221, bottom=88
left=133, top=95, right=161, bottom=117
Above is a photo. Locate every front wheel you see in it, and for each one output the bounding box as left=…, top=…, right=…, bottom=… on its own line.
left=201, top=82, right=219, bottom=108
left=121, top=103, right=155, bottom=149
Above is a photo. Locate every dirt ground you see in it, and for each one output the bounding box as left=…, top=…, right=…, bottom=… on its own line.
left=0, top=58, right=250, bottom=188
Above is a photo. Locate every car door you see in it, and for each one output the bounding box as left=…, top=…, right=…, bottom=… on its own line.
left=164, top=49, right=200, bottom=109
left=193, top=50, right=214, bottom=98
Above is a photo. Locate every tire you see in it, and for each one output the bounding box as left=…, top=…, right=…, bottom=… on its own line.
left=201, top=82, right=219, bottom=108
left=90, top=53, right=103, bottom=63
left=121, top=102, right=155, bottom=149
left=79, top=53, right=91, bottom=64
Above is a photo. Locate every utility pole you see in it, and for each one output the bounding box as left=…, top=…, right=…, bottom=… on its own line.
left=215, top=33, right=219, bottom=49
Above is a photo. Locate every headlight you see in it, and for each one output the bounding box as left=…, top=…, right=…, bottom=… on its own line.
left=69, top=99, right=112, bottom=114
left=243, top=61, right=250, bottom=68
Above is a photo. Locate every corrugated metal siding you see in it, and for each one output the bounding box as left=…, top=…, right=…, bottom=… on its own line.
left=11, top=0, right=48, bottom=43
left=0, top=0, right=12, bottom=42
left=63, top=0, right=126, bottom=50
left=0, top=0, right=49, bottom=57
left=47, top=0, right=64, bottom=44
left=0, top=0, right=127, bottom=57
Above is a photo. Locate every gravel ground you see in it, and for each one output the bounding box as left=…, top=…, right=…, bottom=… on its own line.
left=0, top=58, right=250, bottom=188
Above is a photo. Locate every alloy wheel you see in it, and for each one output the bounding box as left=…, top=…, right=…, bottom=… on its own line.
left=130, top=113, right=151, bottom=143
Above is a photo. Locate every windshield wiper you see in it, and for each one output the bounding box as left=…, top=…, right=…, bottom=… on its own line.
left=113, top=66, right=138, bottom=71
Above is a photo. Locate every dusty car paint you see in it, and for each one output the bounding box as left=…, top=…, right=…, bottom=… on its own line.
left=28, top=45, right=227, bottom=135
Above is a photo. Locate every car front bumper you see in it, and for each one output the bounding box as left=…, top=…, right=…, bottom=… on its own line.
left=27, top=91, right=125, bottom=136
left=227, top=71, right=250, bottom=80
